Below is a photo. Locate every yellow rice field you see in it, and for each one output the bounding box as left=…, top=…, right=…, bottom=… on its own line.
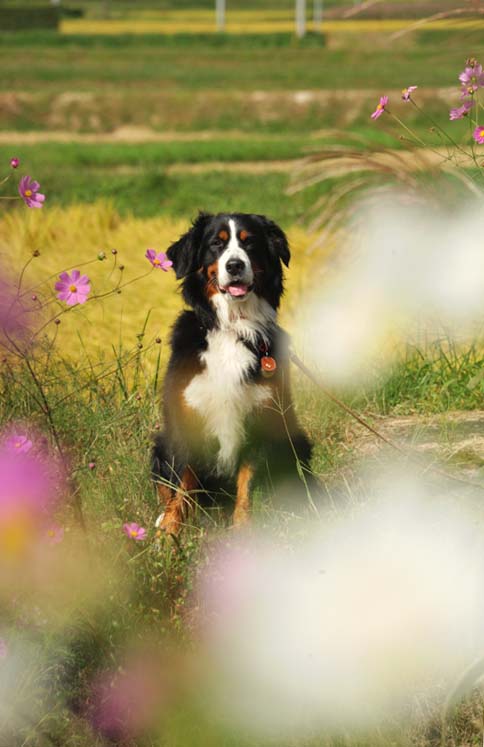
left=0, top=202, right=322, bottom=363
left=61, top=15, right=484, bottom=35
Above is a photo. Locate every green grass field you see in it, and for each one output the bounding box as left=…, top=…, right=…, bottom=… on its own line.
left=2, top=26, right=483, bottom=219
left=2, top=13, right=484, bottom=746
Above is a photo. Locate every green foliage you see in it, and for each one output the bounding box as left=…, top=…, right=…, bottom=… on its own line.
left=0, top=5, right=59, bottom=31
left=0, top=29, right=326, bottom=47
left=0, top=138, right=323, bottom=168
left=0, top=27, right=482, bottom=92
left=367, top=341, right=484, bottom=415
left=2, top=166, right=336, bottom=220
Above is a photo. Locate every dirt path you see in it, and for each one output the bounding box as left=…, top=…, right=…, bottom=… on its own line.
left=348, top=410, right=484, bottom=479
left=0, top=127, right=278, bottom=144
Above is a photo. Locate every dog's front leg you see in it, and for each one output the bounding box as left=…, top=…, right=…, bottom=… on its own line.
left=233, top=463, right=254, bottom=527
left=157, top=466, right=197, bottom=537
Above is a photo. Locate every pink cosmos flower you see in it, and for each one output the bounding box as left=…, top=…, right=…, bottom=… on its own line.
left=55, top=270, right=91, bottom=306
left=0, top=439, right=62, bottom=560
left=0, top=448, right=57, bottom=516
left=371, top=95, right=388, bottom=120
left=0, top=639, right=7, bottom=659
left=401, top=85, right=417, bottom=102
left=449, top=100, right=474, bottom=120
left=10, top=158, right=19, bottom=169
left=45, top=524, right=64, bottom=545
left=473, top=125, right=484, bottom=144
left=87, top=658, right=163, bottom=740
left=123, top=522, right=147, bottom=541
left=5, top=434, right=32, bottom=454
left=461, top=85, right=477, bottom=99
left=145, top=249, right=173, bottom=271
left=18, top=176, right=45, bottom=209
left=459, top=63, right=484, bottom=94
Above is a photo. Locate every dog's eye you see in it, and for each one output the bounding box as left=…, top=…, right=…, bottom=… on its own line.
left=239, top=230, right=251, bottom=242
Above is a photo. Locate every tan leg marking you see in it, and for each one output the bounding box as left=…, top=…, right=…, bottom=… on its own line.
left=158, top=467, right=197, bottom=537
left=157, top=482, right=173, bottom=510
left=233, top=463, right=254, bottom=527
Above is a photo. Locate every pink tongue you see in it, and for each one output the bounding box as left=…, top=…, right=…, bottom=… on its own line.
left=228, top=285, right=247, bottom=297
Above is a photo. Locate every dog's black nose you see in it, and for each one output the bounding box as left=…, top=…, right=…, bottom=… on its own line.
left=226, top=259, right=245, bottom=276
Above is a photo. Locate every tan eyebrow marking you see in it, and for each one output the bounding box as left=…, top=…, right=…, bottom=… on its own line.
left=218, top=229, right=229, bottom=241
left=239, top=229, right=249, bottom=241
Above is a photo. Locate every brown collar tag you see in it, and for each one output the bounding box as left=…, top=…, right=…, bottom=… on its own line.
left=261, top=355, right=277, bottom=378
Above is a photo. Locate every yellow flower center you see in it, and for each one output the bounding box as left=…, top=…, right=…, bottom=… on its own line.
left=480, top=129, right=484, bottom=138
left=153, top=259, right=161, bottom=265
left=129, top=529, right=138, bottom=537
left=69, top=284, right=77, bottom=292
left=376, top=103, right=384, bottom=111
left=14, top=441, right=22, bottom=449
left=24, top=189, right=32, bottom=197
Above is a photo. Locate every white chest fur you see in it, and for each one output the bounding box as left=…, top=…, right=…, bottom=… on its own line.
left=183, top=327, right=271, bottom=475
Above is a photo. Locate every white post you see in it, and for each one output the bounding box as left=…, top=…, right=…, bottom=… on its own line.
left=216, top=0, right=226, bottom=32
left=313, top=0, right=323, bottom=32
left=295, top=0, right=306, bottom=38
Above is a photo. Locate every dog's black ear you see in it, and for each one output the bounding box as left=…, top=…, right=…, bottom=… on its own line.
left=257, top=215, right=290, bottom=268
left=167, top=212, right=212, bottom=280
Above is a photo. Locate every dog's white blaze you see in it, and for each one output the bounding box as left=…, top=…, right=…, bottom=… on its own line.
left=217, top=218, right=254, bottom=289
left=184, top=329, right=271, bottom=475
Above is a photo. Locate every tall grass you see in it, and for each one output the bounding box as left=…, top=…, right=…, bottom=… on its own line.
left=1, top=200, right=483, bottom=744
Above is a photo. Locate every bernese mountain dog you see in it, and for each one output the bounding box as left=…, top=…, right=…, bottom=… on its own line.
left=152, top=212, right=312, bottom=536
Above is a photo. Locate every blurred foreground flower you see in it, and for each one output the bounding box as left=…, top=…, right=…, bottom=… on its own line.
left=45, top=525, right=64, bottom=545
left=18, top=176, right=45, bottom=209
left=87, top=656, right=165, bottom=741
left=198, top=488, right=484, bottom=737
left=0, top=273, right=31, bottom=348
left=0, top=432, right=61, bottom=561
left=55, top=270, right=91, bottom=306
left=123, top=522, right=147, bottom=541
left=145, top=249, right=173, bottom=271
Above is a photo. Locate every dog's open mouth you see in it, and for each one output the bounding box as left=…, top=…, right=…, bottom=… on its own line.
left=221, top=282, right=253, bottom=298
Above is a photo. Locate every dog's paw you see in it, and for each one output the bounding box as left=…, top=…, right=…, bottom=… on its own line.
left=232, top=506, right=251, bottom=528
left=156, top=509, right=182, bottom=538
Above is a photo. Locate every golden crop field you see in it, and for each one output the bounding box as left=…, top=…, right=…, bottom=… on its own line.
left=61, top=12, right=484, bottom=35
left=0, top=203, right=323, bottom=363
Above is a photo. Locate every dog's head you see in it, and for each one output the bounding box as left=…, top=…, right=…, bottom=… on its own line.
left=167, top=212, right=290, bottom=316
